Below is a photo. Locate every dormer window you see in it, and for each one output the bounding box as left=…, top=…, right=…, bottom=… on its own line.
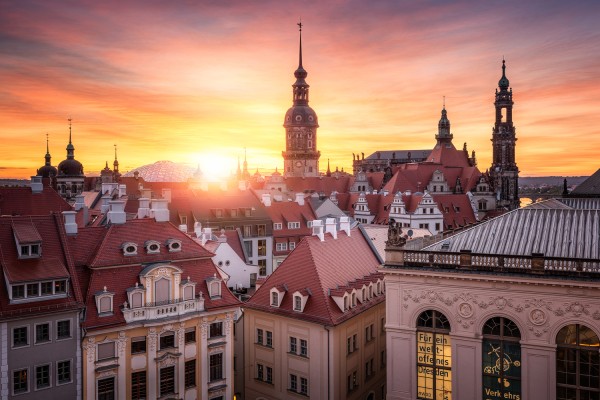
left=145, top=240, right=161, bottom=254
left=95, top=287, right=114, bottom=316
left=344, top=295, right=349, bottom=311
left=13, top=221, right=43, bottom=259
left=292, top=290, right=310, bottom=312
left=122, top=242, right=138, bottom=256
left=362, top=288, right=366, bottom=302
left=273, top=223, right=282, bottom=230
left=288, top=222, right=300, bottom=229
left=230, top=209, right=238, bottom=217
left=180, top=276, right=196, bottom=301
left=166, top=239, right=182, bottom=252
left=351, top=292, right=356, bottom=307
left=215, top=209, right=223, bottom=218
left=19, top=243, right=41, bottom=259
left=127, top=283, right=145, bottom=308
left=206, top=275, right=222, bottom=299
left=294, top=295, right=301, bottom=311
left=270, top=286, right=285, bottom=307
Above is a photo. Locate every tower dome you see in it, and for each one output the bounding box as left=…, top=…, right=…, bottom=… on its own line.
left=57, top=119, right=84, bottom=177
left=498, top=59, right=510, bottom=89
left=37, top=134, right=58, bottom=178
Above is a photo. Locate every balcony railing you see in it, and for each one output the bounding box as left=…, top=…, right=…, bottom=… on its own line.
left=122, top=297, right=205, bottom=323
left=389, top=249, right=600, bottom=278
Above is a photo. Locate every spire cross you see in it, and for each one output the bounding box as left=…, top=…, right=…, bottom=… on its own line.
left=297, top=19, right=303, bottom=68
left=297, top=19, right=302, bottom=31
left=68, top=117, right=72, bottom=144
left=46, top=133, right=49, bottom=153
left=443, top=95, right=446, bottom=109
left=114, top=144, right=117, bottom=161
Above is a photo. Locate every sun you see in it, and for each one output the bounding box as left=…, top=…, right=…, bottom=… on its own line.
left=192, top=153, right=238, bottom=182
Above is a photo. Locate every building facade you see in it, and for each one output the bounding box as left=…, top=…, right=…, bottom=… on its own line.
left=244, top=221, right=387, bottom=400
left=384, top=198, right=600, bottom=400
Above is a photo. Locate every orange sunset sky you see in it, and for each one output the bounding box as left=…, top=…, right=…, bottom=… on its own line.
left=1, top=0, right=599, bottom=179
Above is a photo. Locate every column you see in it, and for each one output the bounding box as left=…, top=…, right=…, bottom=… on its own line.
left=148, top=329, right=158, bottom=399
left=521, top=342, right=555, bottom=400
left=451, top=333, right=481, bottom=400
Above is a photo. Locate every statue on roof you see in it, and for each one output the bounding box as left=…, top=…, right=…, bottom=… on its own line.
left=386, top=220, right=406, bottom=247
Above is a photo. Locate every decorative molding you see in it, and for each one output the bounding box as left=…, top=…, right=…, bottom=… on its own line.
left=117, top=331, right=128, bottom=356
left=148, top=328, right=158, bottom=352
left=528, top=309, right=547, bottom=326
left=458, top=302, right=474, bottom=318
left=201, top=322, right=208, bottom=340
left=83, top=337, right=96, bottom=363
left=178, top=323, right=185, bottom=348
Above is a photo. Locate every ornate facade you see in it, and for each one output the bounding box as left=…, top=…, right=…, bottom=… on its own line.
left=489, top=60, right=520, bottom=210
left=282, top=23, right=320, bottom=178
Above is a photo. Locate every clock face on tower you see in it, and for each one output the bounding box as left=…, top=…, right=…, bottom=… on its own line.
left=296, top=161, right=302, bottom=167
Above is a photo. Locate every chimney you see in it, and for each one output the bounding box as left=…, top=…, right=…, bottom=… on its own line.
left=178, top=224, right=187, bottom=232
left=63, top=211, right=77, bottom=235
left=311, top=220, right=324, bottom=242
left=194, top=222, right=202, bottom=238
left=329, top=191, right=338, bottom=205
left=107, top=200, right=126, bottom=224
left=101, top=182, right=118, bottom=195
left=261, top=193, right=271, bottom=207
left=339, top=216, right=351, bottom=236
left=201, top=227, right=213, bottom=246
left=325, top=218, right=337, bottom=239
left=162, top=188, right=172, bottom=203
left=137, top=197, right=151, bottom=218
left=295, top=193, right=305, bottom=206
left=119, top=184, right=127, bottom=198
left=30, top=176, right=43, bottom=194
left=218, top=229, right=227, bottom=243
left=82, top=205, right=89, bottom=226
left=382, top=190, right=389, bottom=196
left=74, top=194, right=85, bottom=211
left=100, top=195, right=111, bottom=214
left=150, top=199, right=169, bottom=222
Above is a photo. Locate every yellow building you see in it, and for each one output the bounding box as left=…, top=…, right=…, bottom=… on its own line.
left=243, top=220, right=387, bottom=400
left=70, top=217, right=240, bottom=399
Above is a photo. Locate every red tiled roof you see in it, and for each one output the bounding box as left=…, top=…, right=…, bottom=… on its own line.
left=70, top=219, right=240, bottom=330
left=282, top=176, right=353, bottom=196
left=245, top=227, right=383, bottom=326
left=433, top=194, right=477, bottom=229
left=0, top=214, right=82, bottom=319
left=0, top=186, right=72, bottom=216
left=264, top=200, right=316, bottom=239
left=12, top=220, right=42, bottom=243
left=86, top=219, right=214, bottom=268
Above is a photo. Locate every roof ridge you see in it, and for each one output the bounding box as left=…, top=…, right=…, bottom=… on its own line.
left=89, top=223, right=114, bottom=267
left=306, top=234, right=342, bottom=326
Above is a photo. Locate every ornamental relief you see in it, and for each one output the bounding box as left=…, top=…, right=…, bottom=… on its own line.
left=117, top=331, right=128, bottom=356
left=148, top=328, right=158, bottom=352
left=158, top=355, right=178, bottom=368
left=178, top=323, right=185, bottom=348
left=401, top=289, right=600, bottom=337
left=83, top=337, right=96, bottom=363
left=201, top=322, right=209, bottom=340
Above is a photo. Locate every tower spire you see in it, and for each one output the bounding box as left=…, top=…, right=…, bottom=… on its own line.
left=66, top=117, right=75, bottom=159
left=44, top=133, right=51, bottom=165
left=298, top=19, right=303, bottom=69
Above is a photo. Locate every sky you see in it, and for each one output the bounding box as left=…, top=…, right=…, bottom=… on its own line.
left=1, top=0, right=599, bottom=179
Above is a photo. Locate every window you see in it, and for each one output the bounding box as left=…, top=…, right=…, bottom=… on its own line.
left=300, top=339, right=308, bottom=357
left=300, top=377, right=308, bottom=395
left=276, top=242, right=288, bottom=251
left=36, top=364, right=50, bottom=389
left=97, top=377, right=115, bottom=400
left=35, top=323, right=50, bottom=343
left=57, top=360, right=71, bottom=385
left=243, top=225, right=252, bottom=237
left=57, top=320, right=71, bottom=340
left=271, top=292, right=279, bottom=306
left=256, top=329, right=263, bottom=344
left=416, top=310, right=452, bottom=400
left=348, top=370, right=359, bottom=392
left=347, top=337, right=352, bottom=355
left=185, top=360, right=196, bottom=388
left=289, top=241, right=296, bottom=250
left=266, top=331, right=273, bottom=347
left=274, top=223, right=282, bottom=230
left=27, top=283, right=39, bottom=297
left=288, top=222, right=300, bottom=229
left=482, top=317, right=521, bottom=400
left=185, top=329, right=196, bottom=344
left=13, top=326, right=28, bottom=347
left=258, top=239, right=266, bottom=256
left=160, top=333, right=175, bottom=350
left=352, top=293, right=356, bottom=307
left=209, top=353, right=223, bottom=382
left=266, top=366, right=273, bottom=384
left=98, top=295, right=112, bottom=314
left=210, top=322, right=223, bottom=338
left=294, top=296, right=302, bottom=311
left=257, top=224, right=266, bottom=236
left=290, top=374, right=298, bottom=391
left=13, top=368, right=28, bottom=394
left=131, top=371, right=147, bottom=400
left=97, top=342, right=115, bottom=361
left=257, top=363, right=264, bottom=381
left=39, top=281, right=52, bottom=295
left=353, top=334, right=358, bottom=351
left=290, top=337, right=297, bottom=353
left=131, top=338, right=146, bottom=354
left=366, top=324, right=374, bottom=343
left=556, top=324, right=600, bottom=400
left=160, top=366, right=175, bottom=397
left=12, top=285, right=24, bottom=299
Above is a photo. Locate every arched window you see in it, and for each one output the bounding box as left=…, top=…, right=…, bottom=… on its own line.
left=556, top=324, right=600, bottom=399
left=416, top=310, right=451, bottom=400
left=155, top=278, right=170, bottom=304
left=482, top=317, right=521, bottom=399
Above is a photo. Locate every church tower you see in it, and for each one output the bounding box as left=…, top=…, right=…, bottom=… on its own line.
left=489, top=59, right=520, bottom=210
left=282, top=22, right=320, bottom=177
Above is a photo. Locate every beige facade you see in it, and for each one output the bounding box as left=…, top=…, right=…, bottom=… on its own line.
left=244, top=302, right=387, bottom=400
left=82, top=309, right=236, bottom=400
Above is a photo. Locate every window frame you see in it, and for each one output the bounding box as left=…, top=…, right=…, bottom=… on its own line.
left=56, top=359, right=72, bottom=385
left=34, top=363, right=51, bottom=391
left=13, top=367, right=29, bottom=395
left=185, top=359, right=196, bottom=388
left=209, top=353, right=223, bottom=382
left=56, top=319, right=71, bottom=340
left=12, top=325, right=29, bottom=348
left=131, top=370, right=147, bottom=400
left=34, top=322, right=51, bottom=344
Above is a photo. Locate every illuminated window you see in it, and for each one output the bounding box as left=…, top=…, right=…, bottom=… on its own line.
left=416, top=310, right=451, bottom=400
left=556, top=324, right=600, bottom=399
left=482, top=317, right=521, bottom=400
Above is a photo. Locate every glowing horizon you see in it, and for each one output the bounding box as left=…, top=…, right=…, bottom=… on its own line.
left=1, top=1, right=599, bottom=179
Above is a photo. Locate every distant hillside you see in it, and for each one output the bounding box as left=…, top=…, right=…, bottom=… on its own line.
left=519, top=176, right=588, bottom=188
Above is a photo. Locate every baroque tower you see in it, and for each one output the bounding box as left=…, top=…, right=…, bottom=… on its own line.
left=282, top=22, right=320, bottom=177
left=489, top=60, right=520, bottom=210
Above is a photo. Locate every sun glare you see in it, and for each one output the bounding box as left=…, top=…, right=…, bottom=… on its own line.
left=194, top=153, right=237, bottom=182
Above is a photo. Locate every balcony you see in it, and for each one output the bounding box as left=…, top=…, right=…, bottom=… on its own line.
left=122, top=297, right=205, bottom=323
